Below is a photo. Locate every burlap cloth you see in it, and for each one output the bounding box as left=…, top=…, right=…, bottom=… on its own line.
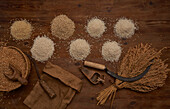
left=24, top=62, right=83, bottom=109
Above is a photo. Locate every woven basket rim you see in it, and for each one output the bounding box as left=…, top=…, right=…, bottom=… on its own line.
left=0, top=46, right=31, bottom=92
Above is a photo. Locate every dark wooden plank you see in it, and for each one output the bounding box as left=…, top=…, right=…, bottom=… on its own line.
left=0, top=0, right=170, bottom=109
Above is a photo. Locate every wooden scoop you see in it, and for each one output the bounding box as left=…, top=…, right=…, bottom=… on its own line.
left=80, top=67, right=105, bottom=84
left=4, top=64, right=28, bottom=85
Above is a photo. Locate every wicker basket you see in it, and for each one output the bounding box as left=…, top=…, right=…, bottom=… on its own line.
left=0, top=46, right=31, bottom=91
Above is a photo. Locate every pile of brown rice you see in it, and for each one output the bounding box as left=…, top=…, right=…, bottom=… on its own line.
left=10, top=20, right=33, bottom=40
left=51, top=15, right=75, bottom=40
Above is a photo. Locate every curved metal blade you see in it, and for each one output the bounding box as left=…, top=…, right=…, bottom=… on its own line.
left=106, top=64, right=152, bottom=82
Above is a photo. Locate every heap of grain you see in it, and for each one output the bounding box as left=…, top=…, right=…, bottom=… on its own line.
left=30, top=35, right=55, bottom=62
left=114, top=18, right=137, bottom=39
left=0, top=47, right=27, bottom=91
left=51, top=15, right=75, bottom=40
left=10, top=20, right=33, bottom=40
left=102, top=41, right=122, bottom=62
left=86, top=18, right=106, bottom=38
left=69, top=39, right=91, bottom=60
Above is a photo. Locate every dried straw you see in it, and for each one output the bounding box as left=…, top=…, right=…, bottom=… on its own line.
left=97, top=43, right=169, bottom=107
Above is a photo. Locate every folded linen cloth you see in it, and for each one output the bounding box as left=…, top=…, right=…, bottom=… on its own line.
left=24, top=62, right=83, bottom=109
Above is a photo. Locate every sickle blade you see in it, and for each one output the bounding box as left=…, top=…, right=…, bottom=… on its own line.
left=106, top=64, right=152, bottom=82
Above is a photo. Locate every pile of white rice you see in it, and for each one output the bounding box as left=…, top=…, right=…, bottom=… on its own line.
left=102, top=41, right=122, bottom=62
left=69, top=39, right=91, bottom=60
left=114, top=18, right=137, bottom=39
left=30, top=35, right=55, bottom=62
left=86, top=18, right=106, bottom=38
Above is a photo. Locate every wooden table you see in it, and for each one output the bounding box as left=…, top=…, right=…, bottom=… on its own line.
left=0, top=0, right=170, bottom=109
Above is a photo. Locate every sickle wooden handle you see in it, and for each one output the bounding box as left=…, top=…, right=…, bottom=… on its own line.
left=84, top=61, right=106, bottom=70
left=39, top=79, right=56, bottom=99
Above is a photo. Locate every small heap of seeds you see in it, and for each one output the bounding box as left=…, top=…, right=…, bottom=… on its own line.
left=114, top=18, right=137, bottom=39
left=86, top=18, right=106, bottom=38
left=30, top=35, right=55, bottom=62
left=69, top=39, right=91, bottom=60
left=10, top=20, right=33, bottom=40
left=51, top=15, right=75, bottom=40
left=102, top=41, right=122, bottom=62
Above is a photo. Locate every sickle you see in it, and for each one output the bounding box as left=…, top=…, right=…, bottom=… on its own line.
left=84, top=61, right=152, bottom=82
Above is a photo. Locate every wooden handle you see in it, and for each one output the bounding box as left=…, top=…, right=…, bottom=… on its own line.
left=39, top=80, right=56, bottom=99
left=17, top=77, right=28, bottom=85
left=84, top=61, right=106, bottom=70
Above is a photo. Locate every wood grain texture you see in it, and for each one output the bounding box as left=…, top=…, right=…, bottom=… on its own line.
left=0, top=0, right=170, bottom=109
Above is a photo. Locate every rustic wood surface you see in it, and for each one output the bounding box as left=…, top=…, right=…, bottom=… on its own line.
left=0, top=0, right=170, bottom=109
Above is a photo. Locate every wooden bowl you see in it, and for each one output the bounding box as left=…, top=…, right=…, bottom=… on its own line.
left=0, top=46, right=31, bottom=91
